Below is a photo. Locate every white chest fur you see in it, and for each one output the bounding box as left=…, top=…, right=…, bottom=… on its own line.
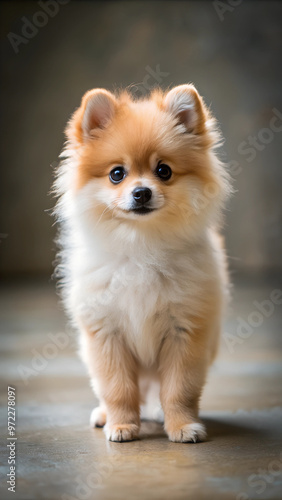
left=66, top=225, right=220, bottom=366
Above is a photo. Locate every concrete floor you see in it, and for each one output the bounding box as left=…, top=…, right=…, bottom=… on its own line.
left=0, top=274, right=282, bottom=500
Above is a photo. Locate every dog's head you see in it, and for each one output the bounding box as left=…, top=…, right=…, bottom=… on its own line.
left=60, top=85, right=230, bottom=239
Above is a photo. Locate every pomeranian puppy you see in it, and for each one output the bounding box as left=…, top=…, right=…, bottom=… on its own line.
left=54, top=84, right=231, bottom=443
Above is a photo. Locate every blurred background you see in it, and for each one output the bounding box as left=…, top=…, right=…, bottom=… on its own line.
left=1, top=3, right=282, bottom=499
left=0, top=0, right=282, bottom=278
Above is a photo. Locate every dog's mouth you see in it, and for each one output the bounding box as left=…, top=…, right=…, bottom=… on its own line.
left=131, top=207, right=156, bottom=215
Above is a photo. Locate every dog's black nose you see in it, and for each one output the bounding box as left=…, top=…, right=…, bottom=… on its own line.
left=132, top=187, right=152, bottom=205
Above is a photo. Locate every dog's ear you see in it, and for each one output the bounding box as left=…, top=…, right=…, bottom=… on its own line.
left=67, top=89, right=116, bottom=144
left=164, top=84, right=207, bottom=134
left=81, top=89, right=116, bottom=137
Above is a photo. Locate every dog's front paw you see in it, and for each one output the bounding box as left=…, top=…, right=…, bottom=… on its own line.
left=90, top=406, right=107, bottom=428
left=167, top=422, right=207, bottom=443
left=104, top=423, right=139, bottom=442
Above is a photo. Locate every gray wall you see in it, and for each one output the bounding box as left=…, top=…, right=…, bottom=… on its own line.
left=1, top=0, right=282, bottom=276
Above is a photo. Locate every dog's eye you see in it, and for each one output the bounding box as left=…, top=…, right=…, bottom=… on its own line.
left=109, top=166, right=126, bottom=184
left=155, top=163, right=172, bottom=181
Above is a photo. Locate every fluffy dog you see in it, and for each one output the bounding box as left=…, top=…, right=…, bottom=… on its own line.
left=54, top=84, right=231, bottom=442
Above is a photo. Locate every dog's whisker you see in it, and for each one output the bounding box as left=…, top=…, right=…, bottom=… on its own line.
left=93, top=204, right=113, bottom=229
